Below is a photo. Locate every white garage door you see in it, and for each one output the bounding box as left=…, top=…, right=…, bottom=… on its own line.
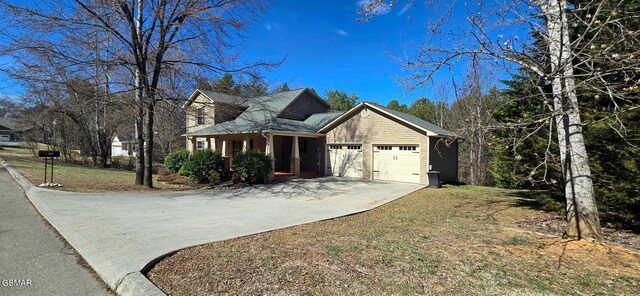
left=0, top=135, right=9, bottom=142
left=327, top=144, right=363, bottom=178
left=374, top=145, right=421, bottom=183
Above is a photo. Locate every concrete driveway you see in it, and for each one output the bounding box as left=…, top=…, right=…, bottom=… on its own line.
left=5, top=164, right=423, bottom=295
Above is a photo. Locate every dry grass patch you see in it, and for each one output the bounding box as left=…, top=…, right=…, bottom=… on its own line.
left=0, top=147, right=184, bottom=192
left=148, top=186, right=640, bottom=295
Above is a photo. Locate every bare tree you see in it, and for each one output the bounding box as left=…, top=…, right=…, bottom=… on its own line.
left=0, top=95, right=24, bottom=118
left=359, top=0, right=640, bottom=240
left=1, top=0, right=277, bottom=187
left=447, top=57, right=499, bottom=186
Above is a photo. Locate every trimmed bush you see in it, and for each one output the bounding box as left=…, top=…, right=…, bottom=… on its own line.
left=181, top=150, right=224, bottom=183
left=232, top=151, right=273, bottom=184
left=164, top=149, right=191, bottom=173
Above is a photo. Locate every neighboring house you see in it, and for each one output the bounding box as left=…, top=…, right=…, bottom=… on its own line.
left=183, top=88, right=458, bottom=186
left=0, top=118, right=23, bottom=142
left=111, top=135, right=137, bottom=157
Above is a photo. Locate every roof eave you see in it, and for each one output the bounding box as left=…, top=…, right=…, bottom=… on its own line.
left=319, top=102, right=456, bottom=137
left=184, top=129, right=324, bottom=138
left=182, top=89, right=209, bottom=109
left=317, top=102, right=366, bottom=133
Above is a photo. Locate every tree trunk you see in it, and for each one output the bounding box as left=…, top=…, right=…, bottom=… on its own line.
left=542, top=0, right=603, bottom=241
left=144, top=98, right=154, bottom=188
left=134, top=0, right=145, bottom=185
left=134, top=70, right=145, bottom=185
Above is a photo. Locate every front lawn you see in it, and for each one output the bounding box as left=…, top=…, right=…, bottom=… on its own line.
left=147, top=186, right=640, bottom=295
left=0, top=147, right=185, bottom=192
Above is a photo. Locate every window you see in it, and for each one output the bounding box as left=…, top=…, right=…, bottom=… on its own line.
left=399, top=146, right=417, bottom=151
left=329, top=145, right=342, bottom=150
left=347, top=145, right=361, bottom=150
left=196, top=141, right=204, bottom=151
left=196, top=107, right=205, bottom=125
left=376, top=145, right=392, bottom=151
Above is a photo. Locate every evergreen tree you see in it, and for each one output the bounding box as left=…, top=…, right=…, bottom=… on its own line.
left=272, top=83, right=290, bottom=93
left=408, top=98, right=439, bottom=124
left=386, top=99, right=408, bottom=113
left=325, top=90, right=358, bottom=112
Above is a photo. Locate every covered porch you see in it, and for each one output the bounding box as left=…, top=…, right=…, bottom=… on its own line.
left=186, top=132, right=325, bottom=180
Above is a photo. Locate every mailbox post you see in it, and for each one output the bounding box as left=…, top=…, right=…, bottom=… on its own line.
left=38, top=150, right=60, bottom=184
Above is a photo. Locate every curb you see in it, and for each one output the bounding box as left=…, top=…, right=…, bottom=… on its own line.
left=0, top=156, right=166, bottom=296
left=116, top=272, right=165, bottom=296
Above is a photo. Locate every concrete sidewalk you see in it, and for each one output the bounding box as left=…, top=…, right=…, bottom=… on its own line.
left=2, top=159, right=423, bottom=295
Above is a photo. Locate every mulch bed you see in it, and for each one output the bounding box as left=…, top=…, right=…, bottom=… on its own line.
left=515, top=212, right=640, bottom=250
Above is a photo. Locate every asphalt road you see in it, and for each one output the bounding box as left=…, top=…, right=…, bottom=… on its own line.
left=0, top=168, right=113, bottom=296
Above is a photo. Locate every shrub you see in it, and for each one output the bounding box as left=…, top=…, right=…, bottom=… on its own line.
left=111, top=155, right=134, bottom=171
left=164, top=149, right=190, bottom=173
left=232, top=151, right=273, bottom=184
left=178, top=165, right=187, bottom=176
left=181, top=150, right=224, bottom=183
left=208, top=171, right=221, bottom=185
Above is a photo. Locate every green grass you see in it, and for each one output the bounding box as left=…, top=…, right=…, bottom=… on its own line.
left=148, top=186, right=640, bottom=295
left=0, top=147, right=176, bottom=192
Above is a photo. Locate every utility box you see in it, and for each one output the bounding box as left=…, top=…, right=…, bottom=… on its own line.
left=427, top=171, right=441, bottom=188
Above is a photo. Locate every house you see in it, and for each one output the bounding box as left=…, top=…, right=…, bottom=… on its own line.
left=183, top=88, right=458, bottom=185
left=0, top=118, right=23, bottom=143
left=111, top=135, right=137, bottom=157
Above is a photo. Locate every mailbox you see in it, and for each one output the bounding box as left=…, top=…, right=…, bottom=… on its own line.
left=38, top=150, right=61, bottom=157
left=38, top=150, right=60, bottom=185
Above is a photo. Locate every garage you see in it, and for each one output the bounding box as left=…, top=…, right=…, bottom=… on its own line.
left=320, top=102, right=458, bottom=186
left=327, top=144, right=363, bottom=178
left=373, top=145, right=421, bottom=183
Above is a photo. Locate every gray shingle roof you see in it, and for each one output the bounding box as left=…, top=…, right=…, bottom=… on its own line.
left=0, top=118, right=30, bottom=131
left=115, top=134, right=136, bottom=142
left=371, top=103, right=455, bottom=137
left=186, top=88, right=335, bottom=136
left=0, top=118, right=18, bottom=130
left=198, top=90, right=249, bottom=106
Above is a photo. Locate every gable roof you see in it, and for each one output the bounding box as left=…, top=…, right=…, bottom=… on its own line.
left=0, top=118, right=18, bottom=130
left=185, top=88, right=339, bottom=136
left=183, top=89, right=249, bottom=108
left=319, top=102, right=455, bottom=137
left=114, top=134, right=136, bottom=142
left=0, top=118, right=31, bottom=132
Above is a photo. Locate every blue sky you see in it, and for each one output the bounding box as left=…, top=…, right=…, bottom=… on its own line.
left=239, top=0, right=446, bottom=105
left=0, top=0, right=493, bottom=106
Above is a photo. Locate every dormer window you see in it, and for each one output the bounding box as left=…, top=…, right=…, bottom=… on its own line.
left=196, top=107, right=205, bottom=125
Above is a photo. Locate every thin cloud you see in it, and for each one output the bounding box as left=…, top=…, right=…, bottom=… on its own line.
left=337, top=29, right=348, bottom=36
left=265, top=23, right=273, bottom=31
left=397, top=5, right=409, bottom=16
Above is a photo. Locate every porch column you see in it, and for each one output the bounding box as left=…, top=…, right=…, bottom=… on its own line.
left=243, top=136, right=249, bottom=152
left=265, top=133, right=275, bottom=181
left=221, top=139, right=229, bottom=172
left=206, top=137, right=212, bottom=150
left=290, top=135, right=300, bottom=177
left=221, top=140, right=228, bottom=156
left=190, top=137, right=197, bottom=153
